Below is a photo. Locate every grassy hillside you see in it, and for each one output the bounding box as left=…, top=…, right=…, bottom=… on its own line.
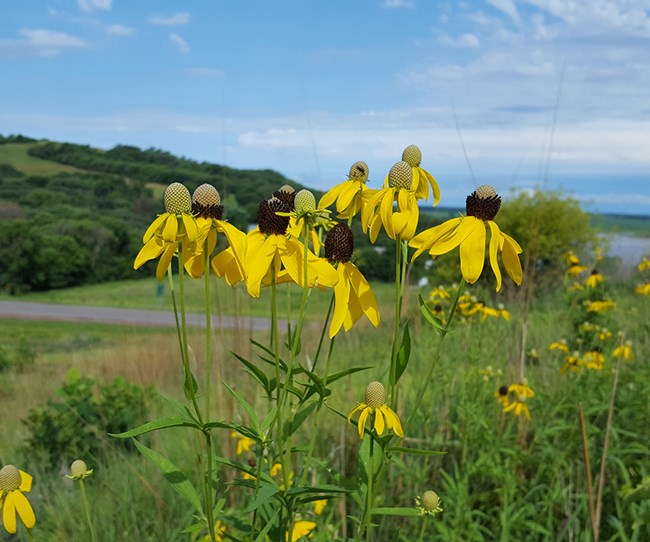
left=0, top=142, right=83, bottom=176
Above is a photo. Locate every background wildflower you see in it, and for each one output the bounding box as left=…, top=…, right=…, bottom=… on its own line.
left=319, top=161, right=370, bottom=219
left=0, top=465, right=35, bottom=534
left=347, top=381, right=404, bottom=440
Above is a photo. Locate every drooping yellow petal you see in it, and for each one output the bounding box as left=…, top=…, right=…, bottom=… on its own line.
left=3, top=492, right=17, bottom=534
left=412, top=168, right=428, bottom=200
left=18, top=471, right=32, bottom=493
left=361, top=189, right=384, bottom=234
left=501, top=232, right=523, bottom=285
left=156, top=242, right=177, bottom=281
left=218, top=220, right=247, bottom=275
left=134, top=237, right=164, bottom=269
left=246, top=233, right=279, bottom=297
left=380, top=189, right=396, bottom=239
left=319, top=182, right=345, bottom=210
left=368, top=215, right=382, bottom=243
left=487, top=221, right=503, bottom=292
left=381, top=405, right=404, bottom=438
left=357, top=407, right=370, bottom=439
left=424, top=170, right=441, bottom=206
left=142, top=213, right=169, bottom=243
left=347, top=402, right=366, bottom=424
left=212, top=247, right=246, bottom=286
left=410, top=217, right=464, bottom=259
left=12, top=491, right=35, bottom=530
left=459, top=221, right=486, bottom=284
left=181, top=214, right=199, bottom=243
left=162, top=213, right=178, bottom=242
left=429, top=216, right=479, bottom=256
left=374, top=408, right=385, bottom=435
left=346, top=262, right=379, bottom=327
left=329, top=264, right=351, bottom=338
left=336, top=182, right=360, bottom=214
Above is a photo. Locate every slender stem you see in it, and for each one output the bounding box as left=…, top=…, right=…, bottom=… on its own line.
left=204, top=246, right=212, bottom=418
left=311, top=292, right=335, bottom=375
left=356, top=436, right=375, bottom=542
left=204, top=432, right=217, bottom=542
left=417, top=515, right=429, bottom=542
left=594, top=357, right=621, bottom=542
left=405, top=280, right=465, bottom=430
left=389, top=236, right=402, bottom=405
left=78, top=479, right=97, bottom=542
left=578, top=404, right=597, bottom=538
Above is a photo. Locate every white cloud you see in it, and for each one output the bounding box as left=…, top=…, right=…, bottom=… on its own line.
left=106, top=24, right=135, bottom=36
left=439, top=33, right=480, bottom=48
left=380, top=0, right=414, bottom=9
left=487, top=0, right=521, bottom=24
left=77, top=0, right=112, bottom=12
left=169, top=32, right=190, bottom=54
left=0, top=28, right=86, bottom=57
left=151, top=13, right=191, bottom=25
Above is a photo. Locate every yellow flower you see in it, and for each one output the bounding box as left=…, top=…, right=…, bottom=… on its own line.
left=319, top=161, right=370, bottom=219
left=503, top=383, right=535, bottom=419
left=638, top=258, right=650, bottom=272
left=598, top=328, right=613, bottom=341
left=286, top=519, right=316, bottom=542
left=635, top=282, right=650, bottom=295
left=134, top=183, right=200, bottom=280
left=613, top=341, right=634, bottom=361
left=201, top=519, right=226, bottom=542
left=496, top=304, right=511, bottom=320
left=586, top=300, right=616, bottom=313
left=312, top=499, right=327, bottom=516
left=582, top=350, right=605, bottom=370
left=324, top=224, right=380, bottom=337
left=270, top=463, right=293, bottom=490
left=428, top=285, right=450, bottom=301
left=585, top=270, right=605, bottom=288
left=560, top=352, right=583, bottom=374
left=347, top=381, right=404, bottom=440
left=549, top=339, right=570, bottom=353
left=567, top=263, right=588, bottom=277
left=0, top=465, right=35, bottom=534
left=230, top=430, right=255, bottom=455
left=182, top=184, right=247, bottom=280
left=410, top=185, right=523, bottom=292
left=495, top=385, right=509, bottom=407
left=244, top=198, right=337, bottom=297
left=362, top=161, right=419, bottom=242
left=395, top=145, right=440, bottom=204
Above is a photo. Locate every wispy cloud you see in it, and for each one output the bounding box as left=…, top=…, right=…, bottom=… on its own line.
left=77, top=0, right=112, bottom=12
left=380, top=0, right=414, bottom=9
left=439, top=33, right=480, bottom=48
left=151, top=13, right=191, bottom=25
left=169, top=32, right=190, bottom=54
left=0, top=28, right=86, bottom=57
left=106, top=24, right=135, bottom=36
left=487, top=0, right=521, bottom=24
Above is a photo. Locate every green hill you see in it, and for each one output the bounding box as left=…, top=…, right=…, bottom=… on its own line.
left=0, top=134, right=312, bottom=294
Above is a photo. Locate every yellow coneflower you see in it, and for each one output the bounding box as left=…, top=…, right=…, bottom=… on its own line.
left=324, top=224, right=379, bottom=338
left=549, top=339, right=570, bottom=353
left=585, top=299, right=616, bottom=313
left=503, top=382, right=535, bottom=419
left=560, top=352, right=582, bottom=374
left=428, top=285, right=450, bottom=301
left=582, top=350, right=605, bottom=370
left=319, top=161, right=370, bottom=219
left=635, top=282, right=650, bottom=296
left=134, top=182, right=200, bottom=280
left=613, top=341, right=634, bottom=361
left=0, top=465, right=35, bottom=534
left=230, top=430, right=255, bottom=456
left=410, top=185, right=523, bottom=292
left=395, top=145, right=440, bottom=204
left=638, top=257, right=650, bottom=272
left=183, top=184, right=247, bottom=280
left=362, top=161, right=419, bottom=242
left=585, top=269, right=605, bottom=288
left=347, top=381, right=404, bottom=440
left=286, top=519, right=317, bottom=542
left=495, top=385, right=509, bottom=408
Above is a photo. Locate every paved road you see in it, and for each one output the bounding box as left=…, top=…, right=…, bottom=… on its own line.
left=0, top=300, right=279, bottom=330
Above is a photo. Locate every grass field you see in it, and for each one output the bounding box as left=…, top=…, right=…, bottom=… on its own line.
left=0, top=142, right=83, bottom=176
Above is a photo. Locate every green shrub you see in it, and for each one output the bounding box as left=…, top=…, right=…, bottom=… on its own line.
left=21, top=369, right=153, bottom=467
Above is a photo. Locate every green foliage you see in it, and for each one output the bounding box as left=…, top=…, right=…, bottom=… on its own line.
left=497, top=190, right=598, bottom=285
left=22, top=370, right=153, bottom=467
left=0, top=345, right=10, bottom=373
left=12, top=337, right=37, bottom=372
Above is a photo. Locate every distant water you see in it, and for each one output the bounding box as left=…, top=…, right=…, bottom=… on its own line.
left=601, top=234, right=650, bottom=267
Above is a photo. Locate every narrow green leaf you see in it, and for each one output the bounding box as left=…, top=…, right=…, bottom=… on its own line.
left=245, top=482, right=280, bottom=513
left=223, top=381, right=259, bottom=429
left=110, top=417, right=199, bottom=438
left=254, top=508, right=280, bottom=542
left=132, top=439, right=203, bottom=514
left=395, top=322, right=411, bottom=384
left=232, top=352, right=270, bottom=394
left=285, top=402, right=318, bottom=437
left=418, top=293, right=446, bottom=334
left=326, top=365, right=374, bottom=384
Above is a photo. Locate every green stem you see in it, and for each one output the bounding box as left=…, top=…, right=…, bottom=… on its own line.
left=204, top=246, right=212, bottom=419
left=389, top=237, right=402, bottom=404
left=405, top=279, right=465, bottom=430
left=417, top=515, right=429, bottom=542
left=204, top=432, right=217, bottom=542
left=356, top=436, right=375, bottom=542
left=78, top=479, right=97, bottom=542
left=311, top=292, right=335, bottom=375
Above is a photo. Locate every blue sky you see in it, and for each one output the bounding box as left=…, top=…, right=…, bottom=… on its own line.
left=1, top=0, right=649, bottom=215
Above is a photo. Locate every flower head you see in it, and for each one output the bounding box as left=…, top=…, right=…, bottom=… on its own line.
left=613, top=341, right=634, bottom=361
left=286, top=519, right=316, bottom=542
left=66, top=459, right=93, bottom=480
left=502, top=382, right=535, bottom=419
left=585, top=269, right=605, bottom=288
left=586, top=299, right=616, bottom=313
left=319, top=161, right=370, bottom=219
left=495, top=385, right=509, bottom=407
left=638, top=257, right=650, bottom=272
left=347, top=381, right=404, bottom=440
left=635, top=282, right=650, bottom=296
left=415, top=489, right=443, bottom=517
left=549, top=339, right=570, bottom=353
left=134, top=182, right=200, bottom=280
left=325, top=224, right=379, bottom=337
left=230, top=430, right=255, bottom=456
left=411, top=185, right=523, bottom=292
left=582, top=349, right=605, bottom=370
left=0, top=465, right=35, bottom=534
left=398, top=145, right=440, bottom=204
left=362, top=161, right=420, bottom=242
